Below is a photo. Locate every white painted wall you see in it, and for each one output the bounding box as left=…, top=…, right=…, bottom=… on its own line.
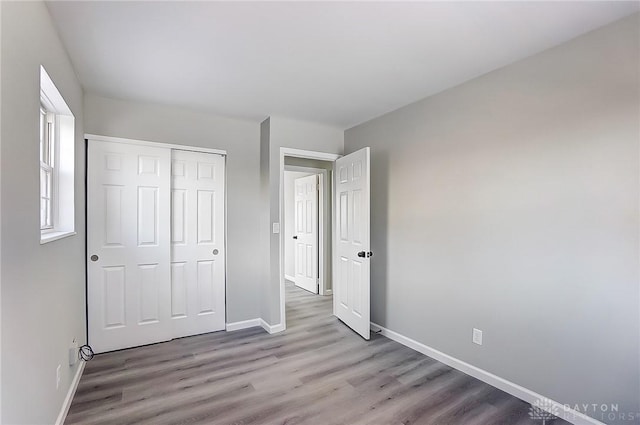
left=261, top=117, right=344, bottom=325
left=259, top=119, right=272, bottom=323
left=284, top=171, right=313, bottom=279
left=1, top=2, right=86, bottom=423
left=0, top=2, right=3, bottom=420
left=345, top=14, right=640, bottom=424
left=83, top=94, right=262, bottom=324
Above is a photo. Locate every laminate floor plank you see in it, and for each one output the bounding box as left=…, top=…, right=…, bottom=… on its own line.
left=66, top=283, right=570, bottom=425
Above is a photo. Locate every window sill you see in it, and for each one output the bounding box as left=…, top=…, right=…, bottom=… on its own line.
left=40, top=230, right=76, bottom=244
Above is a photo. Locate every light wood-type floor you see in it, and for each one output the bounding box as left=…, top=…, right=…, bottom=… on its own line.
left=66, top=283, right=569, bottom=425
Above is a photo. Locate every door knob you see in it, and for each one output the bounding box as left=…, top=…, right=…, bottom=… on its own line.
left=212, top=249, right=219, bottom=255
left=357, top=251, right=373, bottom=258
left=90, top=255, right=99, bottom=262
left=293, top=236, right=298, bottom=239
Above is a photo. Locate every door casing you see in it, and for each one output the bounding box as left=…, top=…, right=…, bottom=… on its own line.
left=278, top=148, right=340, bottom=332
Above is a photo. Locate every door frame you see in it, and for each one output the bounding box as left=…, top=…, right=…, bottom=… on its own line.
left=284, top=166, right=330, bottom=295
left=278, top=148, right=341, bottom=330
left=85, top=134, right=226, bottom=156
left=84, top=134, right=230, bottom=340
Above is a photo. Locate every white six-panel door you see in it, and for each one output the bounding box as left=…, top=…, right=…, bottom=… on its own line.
left=87, top=140, right=172, bottom=353
left=88, top=139, right=226, bottom=353
left=294, top=174, right=319, bottom=294
left=171, top=150, right=226, bottom=338
left=334, top=147, right=371, bottom=340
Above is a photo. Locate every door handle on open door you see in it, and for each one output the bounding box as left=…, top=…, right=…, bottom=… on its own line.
left=293, top=236, right=298, bottom=239
left=357, top=251, right=374, bottom=258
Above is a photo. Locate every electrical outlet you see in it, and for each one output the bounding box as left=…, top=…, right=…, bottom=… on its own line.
left=56, top=364, right=61, bottom=389
left=472, top=328, right=483, bottom=346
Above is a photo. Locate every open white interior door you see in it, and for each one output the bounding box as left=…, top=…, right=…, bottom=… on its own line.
left=334, top=147, right=371, bottom=340
left=294, top=174, right=319, bottom=294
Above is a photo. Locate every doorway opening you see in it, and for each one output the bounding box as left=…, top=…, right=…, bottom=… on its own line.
left=284, top=165, right=331, bottom=295
left=279, top=149, right=340, bottom=330
left=283, top=159, right=333, bottom=327
left=278, top=146, right=371, bottom=339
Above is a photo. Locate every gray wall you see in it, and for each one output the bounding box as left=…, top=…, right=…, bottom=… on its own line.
left=1, top=2, right=86, bottom=423
left=259, top=119, right=272, bottom=321
left=261, top=117, right=343, bottom=325
left=84, top=94, right=262, bottom=324
left=345, top=14, right=640, bottom=424
left=284, top=157, right=334, bottom=170
left=0, top=2, right=3, bottom=419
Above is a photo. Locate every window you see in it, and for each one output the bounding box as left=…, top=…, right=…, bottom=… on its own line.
left=40, top=105, right=54, bottom=230
left=40, top=66, right=75, bottom=243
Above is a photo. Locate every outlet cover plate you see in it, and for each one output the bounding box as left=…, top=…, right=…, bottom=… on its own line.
left=472, top=328, right=483, bottom=345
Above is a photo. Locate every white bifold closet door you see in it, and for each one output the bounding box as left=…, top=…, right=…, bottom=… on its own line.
left=87, top=139, right=225, bottom=354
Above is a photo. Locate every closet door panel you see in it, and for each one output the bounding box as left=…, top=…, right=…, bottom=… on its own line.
left=171, top=150, right=226, bottom=338
left=87, top=140, right=172, bottom=354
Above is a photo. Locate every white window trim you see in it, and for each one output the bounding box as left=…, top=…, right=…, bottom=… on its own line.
left=40, top=107, right=55, bottom=231
left=41, top=230, right=77, bottom=244
left=40, top=66, right=75, bottom=244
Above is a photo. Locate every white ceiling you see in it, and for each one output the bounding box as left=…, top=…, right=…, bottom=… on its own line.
left=46, top=1, right=639, bottom=129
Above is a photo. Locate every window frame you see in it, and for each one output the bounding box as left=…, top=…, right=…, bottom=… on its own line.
left=39, top=66, right=76, bottom=244
left=39, top=102, right=56, bottom=232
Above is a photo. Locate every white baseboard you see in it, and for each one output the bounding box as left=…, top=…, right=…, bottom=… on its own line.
left=260, top=319, right=285, bottom=334
left=55, top=360, right=85, bottom=425
left=323, top=289, right=333, bottom=296
left=370, top=322, right=604, bottom=425
left=227, top=318, right=286, bottom=334
left=225, top=319, right=261, bottom=332
left=284, top=274, right=295, bottom=283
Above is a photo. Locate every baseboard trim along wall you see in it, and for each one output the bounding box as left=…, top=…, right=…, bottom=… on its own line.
left=260, top=319, right=285, bottom=334
left=369, top=322, right=604, bottom=425
left=284, top=274, right=295, bottom=283
left=225, top=319, right=262, bottom=332
left=226, top=319, right=286, bottom=334
left=55, top=360, right=86, bottom=425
